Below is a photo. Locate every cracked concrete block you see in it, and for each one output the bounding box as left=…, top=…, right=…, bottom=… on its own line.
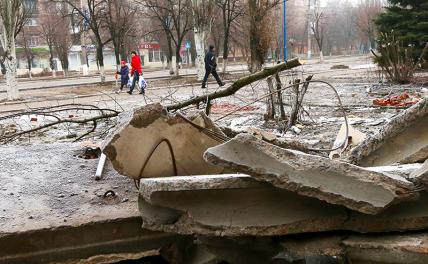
left=102, top=103, right=224, bottom=179
left=408, top=159, right=428, bottom=188
left=343, top=233, right=428, bottom=264
left=345, top=192, right=428, bottom=232
left=138, top=174, right=348, bottom=236
left=277, top=232, right=428, bottom=264
left=204, top=134, right=418, bottom=214
left=138, top=175, right=428, bottom=236
left=350, top=98, right=428, bottom=166
left=365, top=163, right=423, bottom=178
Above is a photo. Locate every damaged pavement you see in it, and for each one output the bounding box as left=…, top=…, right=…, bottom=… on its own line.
left=99, top=96, right=428, bottom=263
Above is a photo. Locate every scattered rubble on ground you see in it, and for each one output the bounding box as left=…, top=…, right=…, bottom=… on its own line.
left=2, top=57, right=428, bottom=263
left=98, top=93, right=428, bottom=263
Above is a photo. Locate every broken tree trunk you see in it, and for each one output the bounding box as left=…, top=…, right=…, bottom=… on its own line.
left=288, top=78, right=301, bottom=126
left=264, top=77, right=276, bottom=120
left=166, top=58, right=302, bottom=111
left=288, top=75, right=313, bottom=128
left=274, top=73, right=287, bottom=120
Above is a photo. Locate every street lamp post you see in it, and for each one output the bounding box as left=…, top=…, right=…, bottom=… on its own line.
left=283, top=0, right=287, bottom=61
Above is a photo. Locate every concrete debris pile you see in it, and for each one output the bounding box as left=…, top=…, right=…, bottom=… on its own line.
left=103, top=99, right=428, bottom=264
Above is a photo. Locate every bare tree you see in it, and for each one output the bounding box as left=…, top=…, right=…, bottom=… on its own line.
left=355, top=0, right=383, bottom=51
left=39, top=1, right=58, bottom=77
left=0, top=0, right=34, bottom=100
left=105, top=0, right=137, bottom=69
left=16, top=26, right=35, bottom=79
left=54, top=6, right=73, bottom=77
left=55, top=0, right=111, bottom=82
left=215, top=0, right=243, bottom=73
left=311, top=10, right=326, bottom=61
left=247, top=0, right=280, bottom=72
left=142, top=0, right=193, bottom=76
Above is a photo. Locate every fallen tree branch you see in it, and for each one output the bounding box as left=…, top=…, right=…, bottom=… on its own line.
left=166, top=58, right=302, bottom=111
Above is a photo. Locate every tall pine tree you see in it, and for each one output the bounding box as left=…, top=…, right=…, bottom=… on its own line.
left=375, top=0, right=428, bottom=58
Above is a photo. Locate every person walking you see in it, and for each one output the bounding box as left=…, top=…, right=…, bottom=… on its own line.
left=201, top=45, right=224, bottom=89
left=128, top=51, right=143, bottom=94
left=115, top=60, right=129, bottom=93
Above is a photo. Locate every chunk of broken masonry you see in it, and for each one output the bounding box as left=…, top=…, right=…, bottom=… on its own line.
left=343, top=232, right=428, bottom=264
left=204, top=134, right=418, bottom=214
left=329, top=122, right=366, bottom=159
left=102, top=103, right=224, bottom=179
left=408, top=159, right=428, bottom=188
left=138, top=174, right=349, bottom=236
left=138, top=175, right=428, bottom=236
left=277, top=232, right=428, bottom=264
left=350, top=98, right=428, bottom=166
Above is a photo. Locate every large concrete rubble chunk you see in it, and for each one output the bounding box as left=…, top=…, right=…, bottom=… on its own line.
left=350, top=98, right=428, bottom=166
left=138, top=174, right=349, bottom=236
left=103, top=103, right=224, bottom=179
left=345, top=192, right=428, bottom=232
left=408, top=159, right=428, bottom=188
left=204, top=134, right=417, bottom=214
left=343, top=233, right=428, bottom=264
left=276, top=232, right=428, bottom=264
left=138, top=174, right=428, bottom=236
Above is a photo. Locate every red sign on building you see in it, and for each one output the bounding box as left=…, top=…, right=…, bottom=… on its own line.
left=139, top=43, right=161, bottom=49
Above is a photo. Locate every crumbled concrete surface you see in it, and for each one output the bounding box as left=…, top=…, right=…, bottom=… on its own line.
left=408, top=159, right=428, bottom=187
left=365, top=163, right=423, bottom=178
left=204, top=134, right=418, bottom=214
left=0, top=143, right=139, bottom=233
left=345, top=192, right=428, bottom=232
left=343, top=232, right=428, bottom=264
left=0, top=143, right=177, bottom=264
left=138, top=174, right=349, bottom=236
left=350, top=98, right=428, bottom=166
left=102, top=103, right=224, bottom=180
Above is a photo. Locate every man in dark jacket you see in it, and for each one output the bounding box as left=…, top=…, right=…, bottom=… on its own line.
left=116, top=60, right=129, bottom=93
left=202, top=45, right=224, bottom=88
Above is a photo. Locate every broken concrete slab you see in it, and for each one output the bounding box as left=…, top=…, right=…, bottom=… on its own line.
left=204, top=134, right=418, bottom=214
left=0, top=143, right=176, bottom=264
left=139, top=174, right=428, bottom=236
left=103, top=103, right=224, bottom=179
left=329, top=122, right=366, bottom=159
left=343, top=232, right=428, bottom=264
left=276, top=232, right=428, bottom=264
left=138, top=174, right=349, bottom=236
left=350, top=98, right=428, bottom=166
left=365, top=163, right=423, bottom=178
left=408, top=159, right=428, bottom=187
left=345, top=192, right=428, bottom=233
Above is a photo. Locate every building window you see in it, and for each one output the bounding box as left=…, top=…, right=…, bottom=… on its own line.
left=148, top=49, right=163, bottom=62
left=27, top=35, right=39, bottom=47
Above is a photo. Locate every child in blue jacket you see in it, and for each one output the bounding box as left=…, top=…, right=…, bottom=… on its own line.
left=116, top=60, right=129, bottom=92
